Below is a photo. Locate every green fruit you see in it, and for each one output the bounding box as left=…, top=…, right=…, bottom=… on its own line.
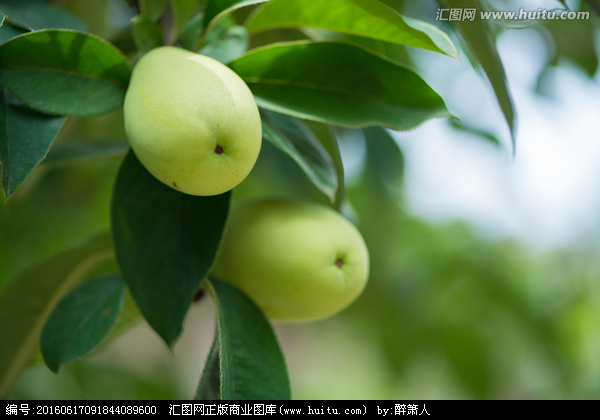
left=212, top=198, right=370, bottom=321
left=123, top=46, right=262, bottom=196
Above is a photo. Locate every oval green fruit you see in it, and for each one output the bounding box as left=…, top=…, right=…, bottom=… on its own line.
left=124, top=46, right=262, bottom=196
left=211, top=198, right=370, bottom=321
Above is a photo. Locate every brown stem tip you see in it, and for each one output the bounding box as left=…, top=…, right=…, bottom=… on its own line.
left=215, top=145, right=223, bottom=154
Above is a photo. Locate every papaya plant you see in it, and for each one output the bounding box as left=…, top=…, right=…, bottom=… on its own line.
left=0, top=0, right=520, bottom=399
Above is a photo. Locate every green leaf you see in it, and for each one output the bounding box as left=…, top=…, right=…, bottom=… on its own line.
left=438, top=0, right=515, bottom=149
left=302, top=27, right=412, bottom=67
left=139, top=0, right=169, bottom=21
left=0, top=11, right=5, bottom=27
left=0, top=30, right=131, bottom=117
left=448, top=119, right=501, bottom=147
left=199, top=25, right=248, bottom=64
left=202, top=0, right=267, bottom=45
left=207, top=278, right=291, bottom=400
left=170, top=0, right=197, bottom=43
left=0, top=89, right=66, bottom=199
left=305, top=121, right=345, bottom=211
left=362, top=126, right=405, bottom=188
left=41, top=141, right=129, bottom=166
left=246, top=0, right=457, bottom=58
left=194, top=333, right=222, bottom=400
left=0, top=3, right=86, bottom=32
left=544, top=14, right=598, bottom=78
left=111, top=151, right=231, bottom=348
left=181, top=11, right=204, bottom=51
left=40, top=274, right=125, bottom=373
left=0, top=22, right=24, bottom=45
left=0, top=233, right=113, bottom=399
left=131, top=15, right=163, bottom=54
left=229, top=41, right=452, bottom=130
left=261, top=109, right=337, bottom=203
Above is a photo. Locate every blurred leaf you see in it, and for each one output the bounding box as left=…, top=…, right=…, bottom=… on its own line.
left=194, top=333, right=221, bottom=400
left=0, top=22, right=24, bottom=44
left=0, top=233, right=113, bottom=398
left=229, top=41, right=451, bottom=130
left=448, top=119, right=501, bottom=147
left=203, top=0, right=267, bottom=44
left=139, top=0, right=169, bottom=21
left=0, top=89, right=66, bottom=199
left=40, top=274, right=125, bottom=373
left=363, top=126, right=404, bottom=189
left=131, top=15, right=163, bottom=54
left=544, top=14, right=598, bottom=77
left=0, top=3, right=86, bottom=31
left=438, top=327, right=491, bottom=398
left=207, top=278, right=291, bottom=400
left=0, top=0, right=50, bottom=6
left=0, top=10, right=5, bottom=27
left=170, top=0, right=197, bottom=43
left=202, top=14, right=233, bottom=46
left=42, top=141, right=129, bottom=167
left=0, top=30, right=131, bottom=116
left=111, top=151, right=230, bottom=348
left=199, top=25, right=248, bottom=63
left=181, top=11, right=204, bottom=51
left=438, top=0, right=515, bottom=150
left=261, top=109, right=337, bottom=203
left=246, top=0, right=457, bottom=58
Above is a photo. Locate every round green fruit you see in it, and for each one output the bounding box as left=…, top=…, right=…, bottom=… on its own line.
left=123, top=46, right=262, bottom=196
left=211, top=198, right=370, bottom=321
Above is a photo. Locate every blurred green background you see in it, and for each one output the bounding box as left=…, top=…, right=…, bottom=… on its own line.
left=2, top=0, right=600, bottom=399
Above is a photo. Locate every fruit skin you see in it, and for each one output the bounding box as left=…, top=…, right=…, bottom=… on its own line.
left=123, top=46, right=262, bottom=196
left=211, top=197, right=370, bottom=321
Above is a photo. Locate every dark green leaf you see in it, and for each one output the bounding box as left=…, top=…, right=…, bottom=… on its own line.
left=302, top=27, right=412, bottom=67
left=305, top=121, right=345, bottom=211
left=207, top=278, right=290, bottom=400
left=131, top=15, right=163, bottom=54
left=246, top=0, right=457, bottom=58
left=229, top=41, right=452, bottom=130
left=362, top=126, right=405, bottom=188
left=543, top=12, right=598, bottom=78
left=438, top=0, right=515, bottom=150
left=42, top=141, right=129, bottom=166
left=40, top=274, right=125, bottom=373
left=0, top=3, right=86, bottom=32
left=439, top=327, right=491, bottom=398
left=170, top=0, right=197, bottom=43
left=139, top=0, right=169, bottom=21
left=111, top=151, right=231, bottom=348
left=194, top=333, right=222, bottom=400
left=202, top=0, right=267, bottom=45
left=205, top=0, right=267, bottom=27
left=0, top=233, right=113, bottom=398
left=0, top=30, right=131, bottom=116
left=0, top=0, right=50, bottom=8
left=181, top=11, right=204, bottom=51
left=261, top=109, right=337, bottom=202
left=0, top=22, right=24, bottom=45
left=199, top=25, right=248, bottom=63
left=0, top=89, right=66, bottom=199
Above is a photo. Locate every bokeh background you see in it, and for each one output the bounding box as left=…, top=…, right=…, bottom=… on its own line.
left=2, top=0, right=600, bottom=399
